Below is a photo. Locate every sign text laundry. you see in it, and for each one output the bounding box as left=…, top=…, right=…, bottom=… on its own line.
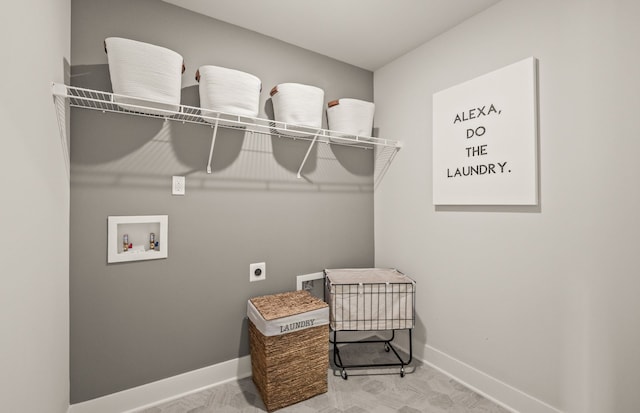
left=447, top=162, right=509, bottom=178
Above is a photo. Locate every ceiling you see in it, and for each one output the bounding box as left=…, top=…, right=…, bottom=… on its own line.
left=162, top=0, right=501, bottom=71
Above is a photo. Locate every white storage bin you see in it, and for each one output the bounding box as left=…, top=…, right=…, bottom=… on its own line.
left=270, top=83, right=324, bottom=136
left=104, top=37, right=184, bottom=116
left=196, top=65, right=261, bottom=124
left=327, top=98, right=375, bottom=143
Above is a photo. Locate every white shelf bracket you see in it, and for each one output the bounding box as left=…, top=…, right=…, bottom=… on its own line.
left=297, top=130, right=322, bottom=179
left=51, top=82, right=68, bottom=97
left=206, top=117, right=220, bottom=174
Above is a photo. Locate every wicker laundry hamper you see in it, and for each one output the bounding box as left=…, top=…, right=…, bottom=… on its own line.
left=247, top=290, right=329, bottom=412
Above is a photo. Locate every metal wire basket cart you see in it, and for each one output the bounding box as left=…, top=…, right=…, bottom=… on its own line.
left=325, top=268, right=416, bottom=379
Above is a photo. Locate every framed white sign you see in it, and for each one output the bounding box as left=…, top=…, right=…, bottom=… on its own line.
left=432, top=57, right=538, bottom=205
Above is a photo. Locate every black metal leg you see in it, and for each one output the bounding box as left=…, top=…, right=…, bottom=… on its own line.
left=330, top=328, right=413, bottom=378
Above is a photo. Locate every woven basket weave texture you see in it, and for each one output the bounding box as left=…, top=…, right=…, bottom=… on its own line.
left=249, top=291, right=329, bottom=412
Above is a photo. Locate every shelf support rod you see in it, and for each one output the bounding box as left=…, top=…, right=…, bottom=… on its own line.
left=297, top=130, right=321, bottom=179
left=206, top=117, right=220, bottom=174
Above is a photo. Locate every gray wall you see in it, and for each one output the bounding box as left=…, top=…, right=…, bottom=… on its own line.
left=374, top=0, right=640, bottom=412
left=0, top=0, right=71, bottom=412
left=70, top=0, right=375, bottom=403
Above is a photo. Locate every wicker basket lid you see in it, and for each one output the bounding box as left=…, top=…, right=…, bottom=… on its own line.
left=250, top=290, right=327, bottom=321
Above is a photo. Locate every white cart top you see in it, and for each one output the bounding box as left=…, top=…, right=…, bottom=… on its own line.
left=325, top=268, right=415, bottom=285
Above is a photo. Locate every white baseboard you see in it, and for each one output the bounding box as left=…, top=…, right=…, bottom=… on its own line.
left=417, top=344, right=564, bottom=413
left=66, top=340, right=563, bottom=413
left=68, top=355, right=252, bottom=413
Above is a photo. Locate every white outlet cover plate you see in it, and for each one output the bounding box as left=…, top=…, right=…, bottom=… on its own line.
left=250, top=262, right=266, bottom=282
left=172, top=176, right=185, bottom=195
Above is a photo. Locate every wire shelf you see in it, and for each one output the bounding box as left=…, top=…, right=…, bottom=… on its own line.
left=51, top=82, right=402, bottom=181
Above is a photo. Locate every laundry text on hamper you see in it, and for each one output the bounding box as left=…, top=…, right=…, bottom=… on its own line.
left=280, top=319, right=316, bottom=333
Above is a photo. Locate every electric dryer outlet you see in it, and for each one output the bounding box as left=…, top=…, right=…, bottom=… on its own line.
left=250, top=262, right=266, bottom=282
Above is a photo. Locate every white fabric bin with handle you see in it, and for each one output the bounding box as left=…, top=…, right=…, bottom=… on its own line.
left=270, top=83, right=324, bottom=137
left=327, top=98, right=375, bottom=144
left=104, top=37, right=184, bottom=116
left=196, top=65, right=261, bottom=126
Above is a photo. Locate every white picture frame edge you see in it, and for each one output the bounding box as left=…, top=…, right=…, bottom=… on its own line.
left=432, top=56, right=539, bottom=206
